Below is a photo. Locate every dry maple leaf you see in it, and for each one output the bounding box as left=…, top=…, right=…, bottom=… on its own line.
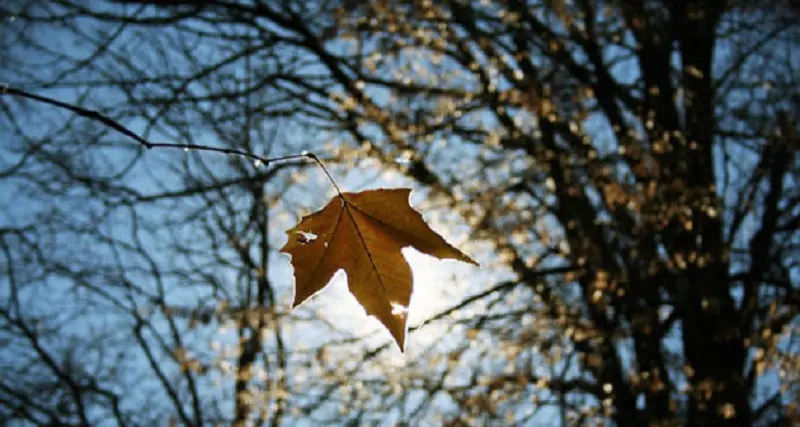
left=280, top=188, right=477, bottom=351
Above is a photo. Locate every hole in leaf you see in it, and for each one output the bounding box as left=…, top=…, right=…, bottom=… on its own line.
left=390, top=302, right=408, bottom=317
left=296, top=231, right=318, bottom=245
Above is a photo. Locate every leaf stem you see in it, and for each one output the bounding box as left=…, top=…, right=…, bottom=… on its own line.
left=303, top=151, right=343, bottom=198
left=1, top=86, right=343, bottom=193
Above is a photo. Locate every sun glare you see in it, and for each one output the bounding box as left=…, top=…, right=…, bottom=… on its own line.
left=317, top=247, right=472, bottom=352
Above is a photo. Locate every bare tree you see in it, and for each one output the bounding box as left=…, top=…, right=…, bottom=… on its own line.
left=2, top=0, right=798, bottom=426
left=1, top=1, right=357, bottom=425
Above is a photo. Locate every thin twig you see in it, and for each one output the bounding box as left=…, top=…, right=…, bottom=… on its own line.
left=1, top=86, right=342, bottom=190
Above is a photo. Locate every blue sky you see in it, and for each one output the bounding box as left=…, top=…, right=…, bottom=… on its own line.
left=0, top=5, right=498, bottom=424
left=1, top=1, right=797, bottom=426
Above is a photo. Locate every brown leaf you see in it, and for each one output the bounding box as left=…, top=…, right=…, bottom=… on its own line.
left=280, top=188, right=477, bottom=351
